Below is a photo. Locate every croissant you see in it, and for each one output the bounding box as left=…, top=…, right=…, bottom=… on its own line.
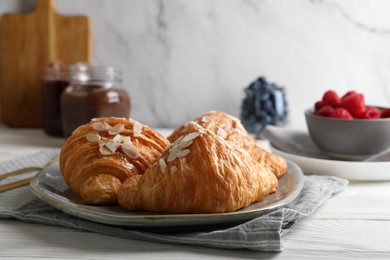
left=167, top=111, right=287, bottom=178
left=59, top=117, right=170, bottom=205
left=118, top=122, right=278, bottom=213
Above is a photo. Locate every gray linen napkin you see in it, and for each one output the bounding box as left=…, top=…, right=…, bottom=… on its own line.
left=261, top=125, right=390, bottom=162
left=0, top=150, right=348, bottom=252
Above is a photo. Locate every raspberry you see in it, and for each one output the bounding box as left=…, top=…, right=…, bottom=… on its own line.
left=315, top=105, right=334, bottom=117
left=381, top=108, right=390, bottom=118
left=322, top=90, right=341, bottom=108
left=314, top=100, right=325, bottom=111
left=341, top=93, right=366, bottom=118
left=329, top=108, right=353, bottom=119
left=341, top=90, right=357, bottom=101
left=361, top=106, right=381, bottom=119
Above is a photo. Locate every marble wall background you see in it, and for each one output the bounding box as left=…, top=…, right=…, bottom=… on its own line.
left=2, top=0, right=390, bottom=131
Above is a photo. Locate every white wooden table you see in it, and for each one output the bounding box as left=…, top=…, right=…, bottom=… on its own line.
left=1, top=124, right=390, bottom=259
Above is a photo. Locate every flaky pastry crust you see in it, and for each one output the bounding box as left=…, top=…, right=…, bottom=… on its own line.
left=59, top=117, right=169, bottom=205
left=167, top=111, right=287, bottom=178
left=118, top=122, right=278, bottom=213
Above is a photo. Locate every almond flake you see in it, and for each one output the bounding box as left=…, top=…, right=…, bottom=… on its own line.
left=122, top=141, right=140, bottom=159
left=217, top=127, right=228, bottom=139
left=92, top=121, right=111, bottom=131
left=175, top=135, right=184, bottom=143
left=198, top=128, right=207, bottom=134
left=99, top=146, right=114, bottom=155
left=179, top=140, right=193, bottom=150
left=102, top=122, right=111, bottom=130
left=121, top=136, right=132, bottom=143
left=177, top=149, right=190, bottom=158
left=86, top=132, right=101, bottom=142
left=183, top=132, right=200, bottom=142
left=108, top=124, right=125, bottom=135
left=105, top=140, right=120, bottom=153
left=168, top=144, right=180, bottom=156
left=159, top=159, right=167, bottom=174
left=200, top=116, right=210, bottom=123
left=112, top=134, right=123, bottom=142
left=171, top=166, right=177, bottom=174
left=165, top=135, right=183, bottom=153
left=167, top=152, right=178, bottom=162
left=133, top=121, right=142, bottom=137
left=91, top=122, right=103, bottom=131
left=163, top=142, right=174, bottom=152
left=183, top=121, right=190, bottom=132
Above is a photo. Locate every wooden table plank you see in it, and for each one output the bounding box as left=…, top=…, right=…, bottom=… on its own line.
left=1, top=219, right=389, bottom=259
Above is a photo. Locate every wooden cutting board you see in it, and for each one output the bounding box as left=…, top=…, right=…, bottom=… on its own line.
left=0, top=0, right=91, bottom=127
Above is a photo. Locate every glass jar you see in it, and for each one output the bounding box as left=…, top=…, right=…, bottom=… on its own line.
left=43, top=61, right=69, bottom=137
left=60, top=63, right=131, bottom=137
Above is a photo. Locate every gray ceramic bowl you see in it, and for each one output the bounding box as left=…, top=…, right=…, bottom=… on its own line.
left=305, top=108, right=390, bottom=160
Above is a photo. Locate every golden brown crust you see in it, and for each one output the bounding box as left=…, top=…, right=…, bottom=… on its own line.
left=167, top=111, right=287, bottom=178
left=118, top=122, right=278, bottom=213
left=247, top=144, right=288, bottom=178
left=59, top=117, right=170, bottom=205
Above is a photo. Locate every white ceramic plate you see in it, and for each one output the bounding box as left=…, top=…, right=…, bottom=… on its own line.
left=271, top=145, right=390, bottom=181
left=30, top=161, right=304, bottom=227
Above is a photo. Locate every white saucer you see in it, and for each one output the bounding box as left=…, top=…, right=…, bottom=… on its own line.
left=270, top=145, right=390, bottom=181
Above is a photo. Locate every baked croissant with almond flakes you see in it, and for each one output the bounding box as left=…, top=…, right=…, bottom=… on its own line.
left=167, top=111, right=287, bottom=178
left=59, top=117, right=170, bottom=205
left=117, top=122, right=278, bottom=213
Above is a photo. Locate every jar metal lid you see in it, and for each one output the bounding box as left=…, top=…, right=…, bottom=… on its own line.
left=70, top=63, right=122, bottom=87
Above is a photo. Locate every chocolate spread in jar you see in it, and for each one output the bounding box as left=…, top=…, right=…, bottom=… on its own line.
left=60, top=64, right=131, bottom=137
left=42, top=62, right=69, bottom=137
